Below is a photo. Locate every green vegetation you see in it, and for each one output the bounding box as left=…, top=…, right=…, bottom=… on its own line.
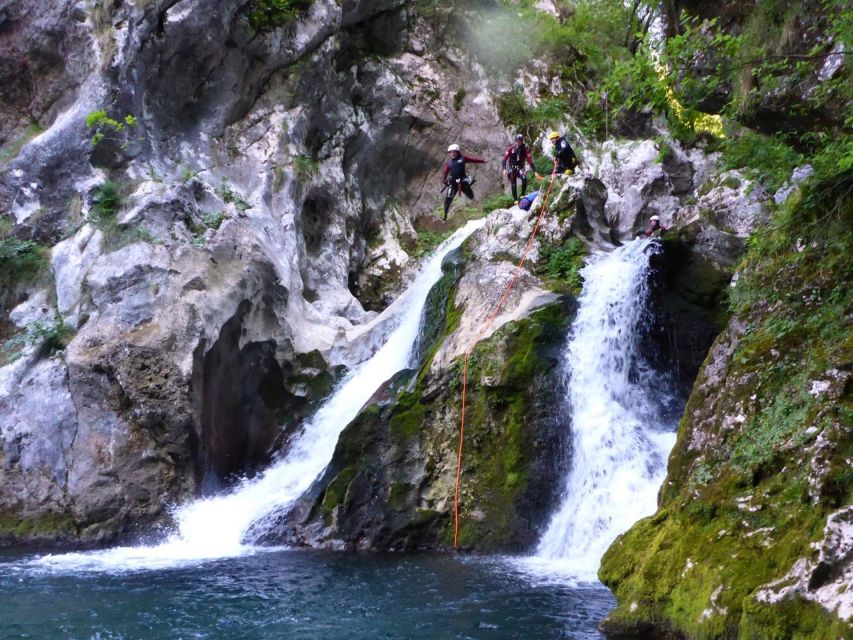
left=0, top=122, right=44, bottom=164
left=91, top=180, right=122, bottom=220
left=189, top=211, right=227, bottom=247
left=1, top=315, right=75, bottom=363
left=0, top=237, right=50, bottom=294
left=215, top=179, right=252, bottom=211
left=538, top=237, right=586, bottom=293
left=88, top=180, right=156, bottom=248
left=721, top=131, right=805, bottom=192
left=0, top=510, right=77, bottom=541
left=293, top=155, right=319, bottom=180
left=247, top=0, right=313, bottom=31
left=601, top=139, right=853, bottom=637
left=85, top=110, right=138, bottom=148
left=452, top=88, right=466, bottom=111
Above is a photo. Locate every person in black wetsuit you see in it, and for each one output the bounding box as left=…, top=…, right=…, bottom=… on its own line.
left=548, top=131, right=578, bottom=175
left=501, top=134, right=537, bottom=202
left=442, top=143, right=485, bottom=219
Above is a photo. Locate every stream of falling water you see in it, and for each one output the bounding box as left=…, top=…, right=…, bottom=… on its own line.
left=25, top=218, right=486, bottom=573
left=520, top=238, right=678, bottom=583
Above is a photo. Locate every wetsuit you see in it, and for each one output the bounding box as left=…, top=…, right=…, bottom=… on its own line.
left=552, top=136, right=578, bottom=174
left=501, top=143, right=537, bottom=201
left=442, top=153, right=485, bottom=218
left=644, top=220, right=667, bottom=237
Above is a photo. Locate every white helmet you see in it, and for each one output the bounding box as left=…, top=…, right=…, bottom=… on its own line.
left=447, top=144, right=461, bottom=152
left=650, top=215, right=660, bottom=221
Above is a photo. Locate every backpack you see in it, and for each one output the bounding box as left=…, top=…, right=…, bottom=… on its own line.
left=519, top=190, right=539, bottom=210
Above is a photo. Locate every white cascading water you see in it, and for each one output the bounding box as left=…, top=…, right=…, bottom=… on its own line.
left=527, top=238, right=677, bottom=581
left=28, top=218, right=486, bottom=573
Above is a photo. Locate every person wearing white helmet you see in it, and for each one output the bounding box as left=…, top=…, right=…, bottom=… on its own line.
left=644, top=215, right=668, bottom=237
left=441, top=143, right=485, bottom=220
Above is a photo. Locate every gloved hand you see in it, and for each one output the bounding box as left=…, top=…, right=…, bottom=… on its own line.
left=564, top=169, right=573, bottom=176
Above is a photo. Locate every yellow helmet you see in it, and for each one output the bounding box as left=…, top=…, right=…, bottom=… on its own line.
left=548, top=131, right=561, bottom=140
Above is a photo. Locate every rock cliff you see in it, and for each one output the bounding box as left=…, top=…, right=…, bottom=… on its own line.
left=0, top=0, right=506, bottom=544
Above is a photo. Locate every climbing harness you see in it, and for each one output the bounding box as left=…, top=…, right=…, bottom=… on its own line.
left=452, top=161, right=562, bottom=548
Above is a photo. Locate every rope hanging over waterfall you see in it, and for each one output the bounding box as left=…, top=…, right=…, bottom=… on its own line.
left=453, top=164, right=564, bottom=549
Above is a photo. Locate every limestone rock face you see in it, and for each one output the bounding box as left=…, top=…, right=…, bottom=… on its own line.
left=248, top=201, right=580, bottom=550
left=0, top=0, right=506, bottom=545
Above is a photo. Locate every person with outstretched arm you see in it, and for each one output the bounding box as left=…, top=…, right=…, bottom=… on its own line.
left=442, top=144, right=485, bottom=219
left=548, top=131, right=579, bottom=175
left=501, top=134, right=537, bottom=203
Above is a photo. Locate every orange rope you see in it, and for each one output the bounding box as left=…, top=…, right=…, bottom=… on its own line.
left=453, top=164, right=561, bottom=548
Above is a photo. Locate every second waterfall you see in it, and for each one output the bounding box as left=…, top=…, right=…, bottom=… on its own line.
left=534, top=238, right=679, bottom=580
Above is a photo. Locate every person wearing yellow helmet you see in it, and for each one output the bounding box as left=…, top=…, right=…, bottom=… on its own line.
left=548, top=131, right=578, bottom=176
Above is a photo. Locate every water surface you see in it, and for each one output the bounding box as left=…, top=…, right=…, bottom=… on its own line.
left=1, top=549, right=613, bottom=639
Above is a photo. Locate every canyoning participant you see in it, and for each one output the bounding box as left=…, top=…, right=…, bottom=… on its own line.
left=548, top=131, right=578, bottom=176
left=501, top=134, right=537, bottom=202
left=441, top=144, right=485, bottom=219
left=644, top=215, right=668, bottom=237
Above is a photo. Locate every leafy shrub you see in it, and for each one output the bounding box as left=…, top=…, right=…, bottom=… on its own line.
left=539, top=237, right=586, bottom=290
left=247, top=0, right=313, bottom=31
left=1, top=316, right=75, bottom=363
left=0, top=237, right=49, bottom=292
left=453, top=88, right=467, bottom=112
left=85, top=111, right=138, bottom=148
left=91, top=181, right=123, bottom=221
left=722, top=132, right=804, bottom=192
left=496, top=91, right=565, bottom=141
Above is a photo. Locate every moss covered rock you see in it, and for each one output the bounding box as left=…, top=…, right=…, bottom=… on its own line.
left=599, top=171, right=853, bottom=638
left=265, top=296, right=576, bottom=551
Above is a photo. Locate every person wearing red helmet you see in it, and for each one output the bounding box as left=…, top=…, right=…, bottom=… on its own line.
left=501, top=134, right=537, bottom=203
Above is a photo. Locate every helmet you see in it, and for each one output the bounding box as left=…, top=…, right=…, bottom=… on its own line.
left=515, top=134, right=524, bottom=140
left=548, top=131, right=561, bottom=140
left=650, top=215, right=660, bottom=221
left=447, top=144, right=461, bottom=152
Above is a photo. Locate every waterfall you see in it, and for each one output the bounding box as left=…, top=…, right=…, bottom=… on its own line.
left=29, top=219, right=486, bottom=573
left=532, top=238, right=677, bottom=581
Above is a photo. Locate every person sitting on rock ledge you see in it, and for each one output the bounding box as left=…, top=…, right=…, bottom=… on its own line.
left=442, top=143, right=485, bottom=220
left=644, top=215, right=668, bottom=237
left=502, top=134, right=537, bottom=203
left=548, top=131, right=579, bottom=176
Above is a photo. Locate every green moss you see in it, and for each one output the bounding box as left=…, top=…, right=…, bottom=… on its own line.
left=0, top=122, right=44, bottom=164
left=389, top=482, right=413, bottom=510
left=321, top=466, right=358, bottom=524
left=0, top=511, right=77, bottom=539
left=452, top=300, right=573, bottom=548
left=740, top=595, right=852, bottom=640
left=601, top=161, right=853, bottom=636
left=388, top=390, right=426, bottom=440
